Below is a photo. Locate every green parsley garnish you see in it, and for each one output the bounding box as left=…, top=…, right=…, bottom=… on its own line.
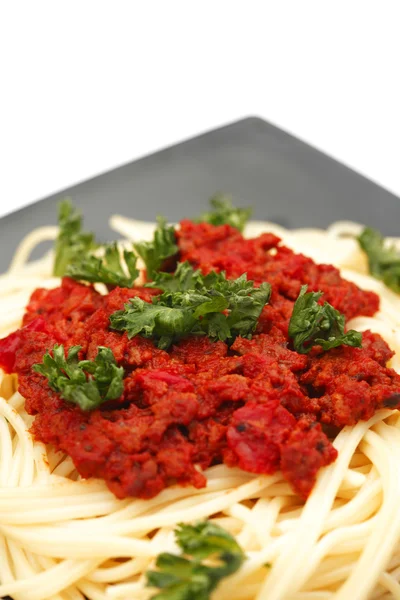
left=358, top=227, right=400, bottom=293
left=32, top=345, right=124, bottom=411
left=134, top=216, right=178, bottom=279
left=288, top=285, right=362, bottom=354
left=198, top=194, right=252, bottom=232
left=146, top=261, right=225, bottom=293
left=110, top=270, right=271, bottom=349
left=53, top=199, right=97, bottom=277
left=66, top=242, right=139, bottom=288
left=146, top=521, right=245, bottom=600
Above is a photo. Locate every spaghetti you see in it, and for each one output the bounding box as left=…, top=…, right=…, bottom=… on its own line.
left=0, top=216, right=400, bottom=600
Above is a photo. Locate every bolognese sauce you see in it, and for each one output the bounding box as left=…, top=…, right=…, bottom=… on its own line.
left=1, top=220, right=399, bottom=502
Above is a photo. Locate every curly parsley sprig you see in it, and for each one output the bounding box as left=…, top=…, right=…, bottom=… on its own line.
left=32, top=345, right=124, bottom=411
left=288, top=285, right=362, bottom=354
left=66, top=243, right=139, bottom=288
left=53, top=200, right=97, bottom=277
left=358, top=227, right=400, bottom=293
left=146, top=261, right=225, bottom=293
left=197, top=194, right=252, bottom=232
left=54, top=200, right=139, bottom=287
left=134, top=216, right=178, bottom=279
left=146, top=521, right=245, bottom=600
left=110, top=268, right=271, bottom=349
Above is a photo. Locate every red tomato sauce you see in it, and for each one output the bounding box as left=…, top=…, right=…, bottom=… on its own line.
left=1, top=221, right=399, bottom=500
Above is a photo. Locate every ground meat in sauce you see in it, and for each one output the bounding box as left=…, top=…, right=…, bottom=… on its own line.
left=2, top=221, right=400, bottom=501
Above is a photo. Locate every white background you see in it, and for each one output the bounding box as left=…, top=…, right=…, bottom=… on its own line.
left=0, top=1, right=399, bottom=220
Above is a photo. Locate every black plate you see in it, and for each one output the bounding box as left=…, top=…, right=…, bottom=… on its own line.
left=0, top=116, right=399, bottom=274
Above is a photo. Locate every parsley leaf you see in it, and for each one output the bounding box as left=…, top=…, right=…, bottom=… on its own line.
left=110, top=271, right=271, bottom=349
left=134, top=216, right=178, bottom=279
left=146, top=521, right=245, bottom=600
left=32, top=345, right=124, bottom=411
left=358, top=227, right=400, bottom=293
left=66, top=243, right=139, bottom=288
left=110, top=297, right=199, bottom=348
left=146, top=261, right=225, bottom=293
left=288, top=285, right=362, bottom=354
left=53, top=199, right=97, bottom=277
left=146, top=261, right=205, bottom=292
left=198, top=194, right=252, bottom=232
